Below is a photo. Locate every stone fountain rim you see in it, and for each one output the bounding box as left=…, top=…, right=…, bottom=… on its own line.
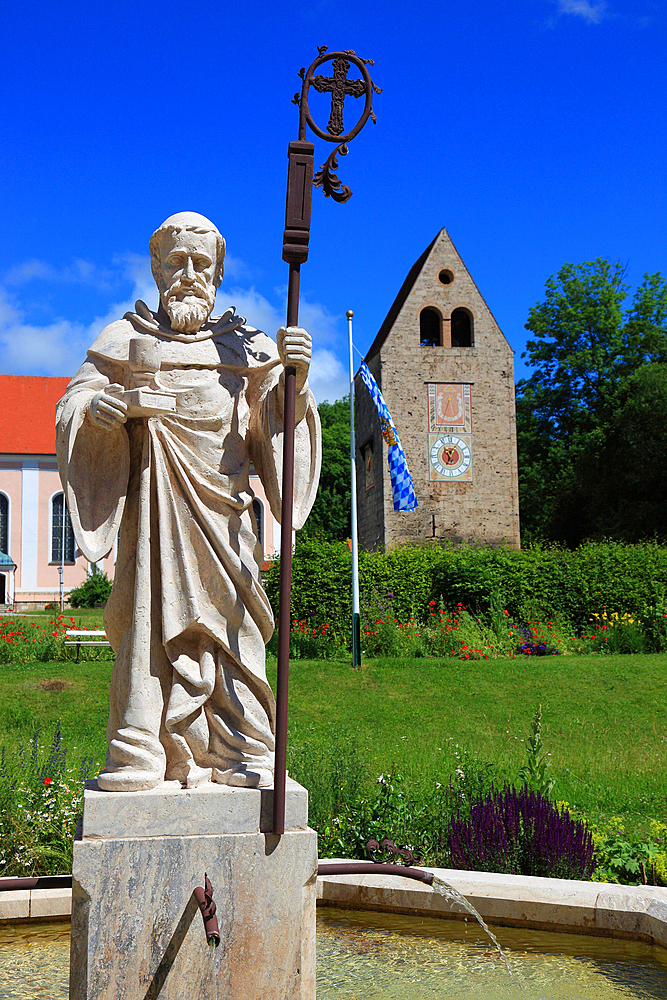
left=1, top=863, right=666, bottom=951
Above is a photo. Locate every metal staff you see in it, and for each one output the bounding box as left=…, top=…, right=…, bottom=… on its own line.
left=274, top=47, right=381, bottom=835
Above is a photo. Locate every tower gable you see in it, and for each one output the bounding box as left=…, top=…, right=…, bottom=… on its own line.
left=367, top=228, right=510, bottom=358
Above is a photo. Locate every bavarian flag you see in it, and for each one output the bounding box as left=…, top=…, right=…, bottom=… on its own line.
left=359, top=362, right=418, bottom=511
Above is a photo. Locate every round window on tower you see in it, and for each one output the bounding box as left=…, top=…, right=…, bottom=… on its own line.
left=438, top=269, right=454, bottom=285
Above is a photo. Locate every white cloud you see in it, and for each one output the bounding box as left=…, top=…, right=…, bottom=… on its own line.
left=295, top=297, right=339, bottom=346
left=0, top=252, right=350, bottom=401
left=223, top=287, right=348, bottom=402
left=222, top=253, right=253, bottom=282
left=309, top=348, right=349, bottom=404
left=4, top=257, right=114, bottom=289
left=0, top=256, right=159, bottom=377
left=555, top=0, right=608, bottom=22
left=223, top=286, right=283, bottom=337
left=0, top=287, right=87, bottom=375
left=115, top=254, right=159, bottom=312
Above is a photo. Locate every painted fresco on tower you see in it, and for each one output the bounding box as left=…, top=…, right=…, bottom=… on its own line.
left=427, top=383, right=473, bottom=481
left=428, top=383, right=471, bottom=433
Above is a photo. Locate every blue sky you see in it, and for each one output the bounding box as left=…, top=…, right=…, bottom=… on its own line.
left=1, top=0, right=665, bottom=401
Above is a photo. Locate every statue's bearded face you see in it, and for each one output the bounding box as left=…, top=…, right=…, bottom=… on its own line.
left=157, top=230, right=219, bottom=334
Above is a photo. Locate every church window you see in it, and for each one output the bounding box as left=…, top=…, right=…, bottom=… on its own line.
left=438, top=269, right=454, bottom=285
left=0, top=494, right=8, bottom=555
left=252, top=498, right=264, bottom=552
left=451, top=308, right=473, bottom=348
left=51, top=492, right=75, bottom=563
left=420, top=307, right=442, bottom=347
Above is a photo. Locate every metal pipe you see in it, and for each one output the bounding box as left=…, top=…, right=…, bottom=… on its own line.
left=193, top=873, right=220, bottom=948
left=317, top=862, right=435, bottom=885
left=273, top=262, right=300, bottom=837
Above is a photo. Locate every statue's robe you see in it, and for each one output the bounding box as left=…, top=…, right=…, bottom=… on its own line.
left=56, top=305, right=321, bottom=791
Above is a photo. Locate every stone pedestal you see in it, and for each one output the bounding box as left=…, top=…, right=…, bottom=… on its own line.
left=70, top=779, right=317, bottom=1000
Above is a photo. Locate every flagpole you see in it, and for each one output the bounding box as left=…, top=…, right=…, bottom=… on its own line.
left=347, top=310, right=361, bottom=667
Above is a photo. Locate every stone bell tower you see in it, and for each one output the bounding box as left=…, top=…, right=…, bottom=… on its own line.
left=354, top=228, right=520, bottom=551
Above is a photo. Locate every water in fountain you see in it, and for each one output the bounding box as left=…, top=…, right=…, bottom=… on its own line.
left=208, top=938, right=219, bottom=1000
left=317, top=908, right=667, bottom=999
left=431, top=875, right=513, bottom=978
left=3, top=914, right=667, bottom=999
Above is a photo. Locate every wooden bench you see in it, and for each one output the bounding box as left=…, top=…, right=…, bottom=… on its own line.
left=65, top=629, right=110, bottom=662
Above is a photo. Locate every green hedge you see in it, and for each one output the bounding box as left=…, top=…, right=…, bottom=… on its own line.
left=265, top=537, right=667, bottom=631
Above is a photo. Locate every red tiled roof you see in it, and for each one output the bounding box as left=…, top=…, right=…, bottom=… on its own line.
left=0, top=375, right=70, bottom=454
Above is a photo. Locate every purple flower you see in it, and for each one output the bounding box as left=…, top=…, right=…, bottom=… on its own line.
left=448, top=785, right=596, bottom=880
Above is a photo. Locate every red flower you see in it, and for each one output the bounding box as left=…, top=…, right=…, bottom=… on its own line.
left=44, top=777, right=52, bottom=786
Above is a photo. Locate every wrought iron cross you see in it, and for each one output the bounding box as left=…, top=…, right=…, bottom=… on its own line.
left=312, top=55, right=366, bottom=137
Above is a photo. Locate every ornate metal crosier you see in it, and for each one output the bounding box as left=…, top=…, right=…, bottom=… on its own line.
left=293, top=46, right=382, bottom=202
left=273, top=47, right=380, bottom=836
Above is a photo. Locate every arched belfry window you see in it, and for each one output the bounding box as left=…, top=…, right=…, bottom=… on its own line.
left=0, top=494, right=8, bottom=555
left=51, top=492, right=75, bottom=563
left=420, top=307, right=442, bottom=347
left=451, top=308, right=473, bottom=348
left=252, top=498, right=264, bottom=552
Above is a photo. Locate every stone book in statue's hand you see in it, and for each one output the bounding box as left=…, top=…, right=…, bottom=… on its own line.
left=107, top=384, right=177, bottom=419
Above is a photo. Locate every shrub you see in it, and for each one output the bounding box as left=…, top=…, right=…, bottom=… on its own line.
left=448, top=785, right=596, bottom=880
left=269, top=537, right=667, bottom=637
left=288, top=726, right=500, bottom=865
left=265, top=536, right=353, bottom=632
left=68, top=569, right=112, bottom=608
left=591, top=816, right=667, bottom=886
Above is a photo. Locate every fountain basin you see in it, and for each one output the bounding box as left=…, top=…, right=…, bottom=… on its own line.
left=2, top=910, right=667, bottom=1000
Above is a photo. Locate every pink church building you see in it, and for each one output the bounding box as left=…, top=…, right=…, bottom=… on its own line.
left=0, top=376, right=279, bottom=610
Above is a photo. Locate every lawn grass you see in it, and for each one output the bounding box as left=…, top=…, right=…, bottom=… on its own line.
left=0, top=658, right=111, bottom=772
left=0, top=653, right=665, bottom=836
left=275, top=654, right=667, bottom=833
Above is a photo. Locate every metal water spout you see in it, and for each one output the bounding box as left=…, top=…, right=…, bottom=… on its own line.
left=194, top=873, right=220, bottom=948
left=317, top=838, right=436, bottom=885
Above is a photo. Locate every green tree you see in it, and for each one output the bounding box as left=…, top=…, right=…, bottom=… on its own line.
left=301, top=396, right=351, bottom=542
left=580, top=363, right=667, bottom=541
left=517, top=260, right=667, bottom=543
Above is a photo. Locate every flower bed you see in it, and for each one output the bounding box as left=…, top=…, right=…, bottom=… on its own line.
left=0, top=616, right=73, bottom=664
left=266, top=595, right=667, bottom=663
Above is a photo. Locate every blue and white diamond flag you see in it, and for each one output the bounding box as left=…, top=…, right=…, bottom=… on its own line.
left=359, top=362, right=417, bottom=512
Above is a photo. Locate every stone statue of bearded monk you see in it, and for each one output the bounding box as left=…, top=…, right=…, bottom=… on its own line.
left=56, top=212, right=321, bottom=792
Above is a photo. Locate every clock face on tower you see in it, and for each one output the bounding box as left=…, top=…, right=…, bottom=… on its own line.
left=428, top=434, right=473, bottom=481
